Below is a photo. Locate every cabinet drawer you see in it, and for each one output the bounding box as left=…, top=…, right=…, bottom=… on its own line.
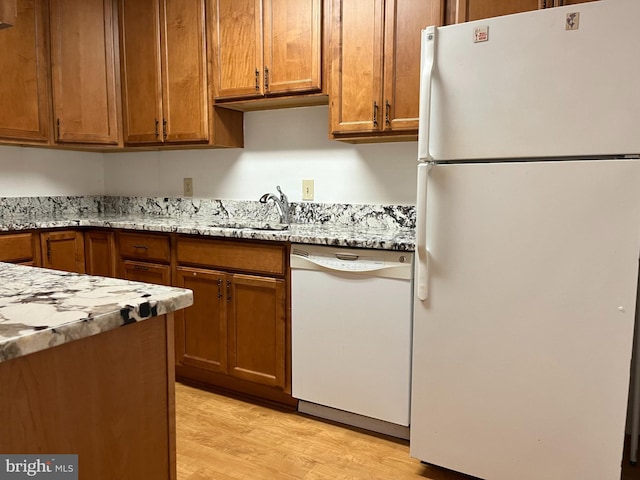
left=121, top=260, right=171, bottom=286
left=177, top=237, right=285, bottom=276
left=118, top=232, right=170, bottom=263
left=0, top=233, right=35, bottom=263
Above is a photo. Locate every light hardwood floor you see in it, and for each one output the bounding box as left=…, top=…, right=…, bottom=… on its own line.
left=175, top=382, right=640, bottom=480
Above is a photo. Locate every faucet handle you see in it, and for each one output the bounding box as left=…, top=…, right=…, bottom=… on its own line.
left=276, top=185, right=288, bottom=203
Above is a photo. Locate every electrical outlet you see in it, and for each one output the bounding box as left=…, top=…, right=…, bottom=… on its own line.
left=302, top=179, right=314, bottom=201
left=183, top=177, right=193, bottom=197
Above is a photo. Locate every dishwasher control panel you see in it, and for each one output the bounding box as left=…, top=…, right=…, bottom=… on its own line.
left=291, top=245, right=413, bottom=279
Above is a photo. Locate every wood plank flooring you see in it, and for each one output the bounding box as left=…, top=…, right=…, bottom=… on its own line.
left=175, top=382, right=640, bottom=480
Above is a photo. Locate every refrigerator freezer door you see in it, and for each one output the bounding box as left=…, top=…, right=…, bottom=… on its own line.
left=411, top=159, right=640, bottom=480
left=425, top=0, right=640, bottom=161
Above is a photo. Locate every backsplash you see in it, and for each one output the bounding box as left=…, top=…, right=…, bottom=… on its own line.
left=0, top=196, right=416, bottom=230
left=0, top=196, right=102, bottom=216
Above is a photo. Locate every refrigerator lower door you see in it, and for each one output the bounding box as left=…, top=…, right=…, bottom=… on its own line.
left=411, top=159, right=640, bottom=480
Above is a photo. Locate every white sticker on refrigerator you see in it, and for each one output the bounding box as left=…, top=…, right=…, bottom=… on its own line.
left=473, top=26, right=489, bottom=43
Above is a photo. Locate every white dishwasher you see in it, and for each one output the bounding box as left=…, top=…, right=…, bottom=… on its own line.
left=291, top=244, right=413, bottom=439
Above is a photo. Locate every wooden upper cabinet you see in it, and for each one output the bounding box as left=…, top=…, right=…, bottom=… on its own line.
left=0, top=0, right=50, bottom=144
left=263, top=0, right=321, bottom=95
left=550, top=0, right=598, bottom=5
left=211, top=0, right=322, bottom=101
left=118, top=0, right=163, bottom=145
left=49, top=0, right=120, bottom=145
left=383, top=0, right=441, bottom=132
left=212, top=0, right=263, bottom=99
left=453, top=0, right=541, bottom=23
left=329, top=0, right=442, bottom=141
left=329, top=0, right=384, bottom=135
left=119, top=0, right=210, bottom=145
left=446, top=0, right=597, bottom=24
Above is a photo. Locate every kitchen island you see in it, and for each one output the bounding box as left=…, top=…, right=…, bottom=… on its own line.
left=0, top=263, right=193, bottom=480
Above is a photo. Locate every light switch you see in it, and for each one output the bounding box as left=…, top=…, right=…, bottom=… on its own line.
left=302, top=179, right=314, bottom=201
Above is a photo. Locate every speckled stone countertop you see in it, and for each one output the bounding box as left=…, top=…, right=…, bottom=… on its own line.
left=0, top=214, right=416, bottom=251
left=0, top=196, right=416, bottom=250
left=0, top=263, right=194, bottom=363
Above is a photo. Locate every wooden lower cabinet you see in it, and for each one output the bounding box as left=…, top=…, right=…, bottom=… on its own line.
left=121, top=260, right=171, bottom=285
left=175, top=267, right=227, bottom=373
left=40, top=230, right=85, bottom=273
left=5, top=228, right=292, bottom=407
left=84, top=229, right=116, bottom=277
left=116, top=231, right=172, bottom=285
left=174, top=237, right=293, bottom=407
left=227, top=273, right=286, bottom=388
left=0, top=232, right=39, bottom=264
left=0, top=314, right=177, bottom=480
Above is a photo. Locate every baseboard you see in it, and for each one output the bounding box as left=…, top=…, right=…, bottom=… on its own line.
left=297, top=400, right=410, bottom=440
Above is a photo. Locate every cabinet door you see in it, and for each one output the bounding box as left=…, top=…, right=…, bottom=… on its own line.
left=162, top=0, right=209, bottom=143
left=0, top=232, right=36, bottom=263
left=453, top=0, right=541, bottom=23
left=329, top=0, right=385, bottom=134
left=0, top=0, right=49, bottom=143
left=119, top=0, right=163, bottom=145
left=211, top=0, right=263, bottom=99
left=49, top=0, right=119, bottom=145
left=84, top=230, right=116, bottom=277
left=551, top=0, right=598, bottom=5
left=263, top=0, right=321, bottom=95
left=175, top=267, right=227, bottom=373
left=121, top=260, right=171, bottom=285
left=383, top=0, right=442, bottom=132
left=227, top=273, right=285, bottom=388
left=40, top=230, right=85, bottom=273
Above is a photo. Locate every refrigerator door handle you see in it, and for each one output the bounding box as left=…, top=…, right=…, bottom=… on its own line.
left=418, top=27, right=436, bottom=162
left=416, top=163, right=432, bottom=301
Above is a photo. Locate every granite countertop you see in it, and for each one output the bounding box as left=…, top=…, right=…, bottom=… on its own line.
left=0, top=213, right=416, bottom=251
left=0, top=263, right=194, bottom=363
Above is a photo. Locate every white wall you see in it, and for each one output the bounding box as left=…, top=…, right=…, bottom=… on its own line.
left=0, top=145, right=104, bottom=197
left=103, top=106, right=418, bottom=205
left=0, top=107, right=418, bottom=205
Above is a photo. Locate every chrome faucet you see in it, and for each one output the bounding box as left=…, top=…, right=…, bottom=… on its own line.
left=259, top=185, right=290, bottom=224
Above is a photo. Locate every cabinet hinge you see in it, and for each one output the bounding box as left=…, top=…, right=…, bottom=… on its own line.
left=255, top=69, right=260, bottom=91
left=162, top=118, right=167, bottom=141
left=264, top=67, right=269, bottom=91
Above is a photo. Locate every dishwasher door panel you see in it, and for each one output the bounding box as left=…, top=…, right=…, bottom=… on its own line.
left=291, top=267, right=412, bottom=426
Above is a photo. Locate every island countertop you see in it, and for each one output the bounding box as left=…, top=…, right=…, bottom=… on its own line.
left=0, top=262, right=194, bottom=362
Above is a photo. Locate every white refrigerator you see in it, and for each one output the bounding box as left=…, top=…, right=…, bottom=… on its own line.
left=411, top=1, right=640, bottom=480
